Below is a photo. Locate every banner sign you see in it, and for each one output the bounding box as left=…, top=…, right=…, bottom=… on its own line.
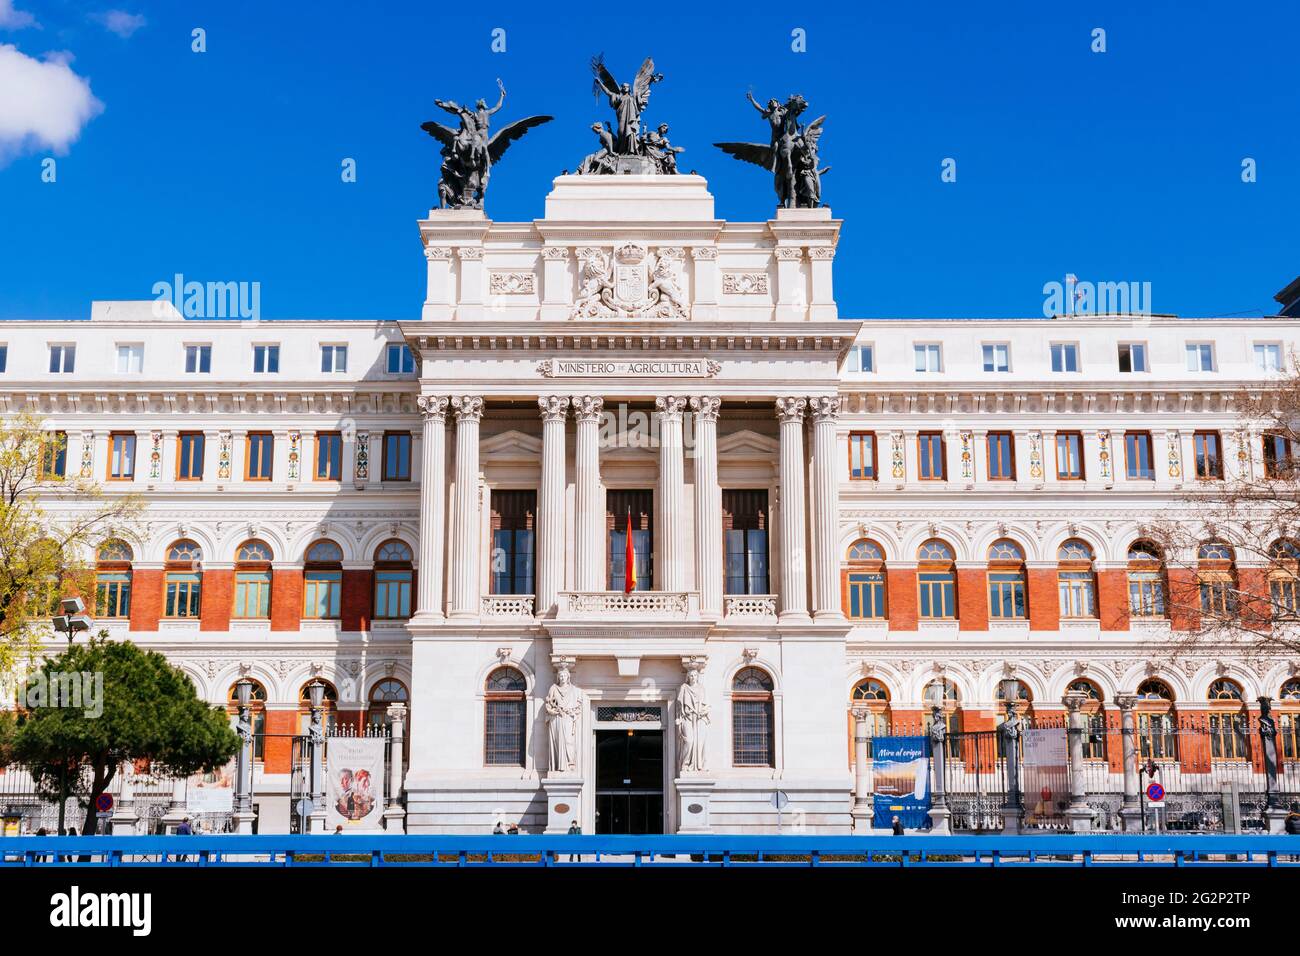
left=871, top=735, right=930, bottom=829
left=326, top=737, right=386, bottom=830
left=1022, top=728, right=1069, bottom=825
left=187, top=760, right=235, bottom=814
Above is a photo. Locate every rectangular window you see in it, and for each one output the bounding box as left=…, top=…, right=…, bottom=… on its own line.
left=1124, top=431, right=1154, bottom=480
left=1200, top=575, right=1236, bottom=617
left=115, top=344, right=143, bottom=374
left=1055, top=432, right=1084, bottom=480
left=303, top=571, right=342, bottom=619
left=374, top=570, right=412, bottom=619
left=485, top=698, right=525, bottom=767
left=233, top=571, right=271, bottom=618
left=1139, top=714, right=1178, bottom=761
left=109, top=433, right=136, bottom=480
left=1263, top=433, right=1295, bottom=478
left=49, top=344, right=75, bottom=373
left=848, top=345, right=874, bottom=373
left=1128, top=571, right=1165, bottom=618
left=1118, top=343, right=1147, bottom=373
left=252, top=344, right=280, bottom=373
left=386, top=344, right=415, bottom=373
left=382, top=432, right=412, bottom=481
left=846, top=572, right=886, bottom=619
left=732, top=697, right=775, bottom=767
left=1255, top=343, right=1282, bottom=372
left=607, top=490, right=653, bottom=590
left=246, top=432, right=273, bottom=480
left=177, top=432, right=205, bottom=480
left=1194, top=431, right=1222, bottom=480
left=988, top=571, right=1027, bottom=619
left=723, top=490, right=769, bottom=595
left=1050, top=343, right=1079, bottom=372
left=491, top=490, right=536, bottom=596
left=1209, top=713, right=1249, bottom=761
left=185, top=344, right=212, bottom=373
left=40, top=431, right=68, bottom=479
left=918, top=572, right=956, bottom=619
left=95, top=572, right=131, bottom=618
left=314, top=432, right=342, bottom=480
left=164, top=572, right=202, bottom=618
left=982, top=343, right=1010, bottom=372
left=0, top=344, right=8, bottom=372
left=913, top=343, right=942, bottom=372
left=320, top=344, right=348, bottom=372
left=986, top=432, right=1015, bottom=480
left=1185, top=342, right=1215, bottom=372
left=918, top=432, right=945, bottom=479
left=848, top=432, right=876, bottom=480
left=1058, top=571, right=1097, bottom=618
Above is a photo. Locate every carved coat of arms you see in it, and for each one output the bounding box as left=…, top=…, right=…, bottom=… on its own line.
left=571, top=243, right=687, bottom=319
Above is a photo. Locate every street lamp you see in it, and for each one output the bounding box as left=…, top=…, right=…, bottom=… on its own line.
left=51, top=597, right=92, bottom=645
left=305, top=679, right=327, bottom=832
left=233, top=678, right=255, bottom=829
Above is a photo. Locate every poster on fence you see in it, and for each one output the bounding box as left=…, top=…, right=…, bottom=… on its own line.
left=186, top=759, right=235, bottom=814
left=1021, top=728, right=1068, bottom=826
left=871, top=736, right=930, bottom=829
left=326, top=737, right=386, bottom=830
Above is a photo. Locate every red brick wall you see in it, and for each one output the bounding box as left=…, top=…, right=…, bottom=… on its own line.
left=1104, top=709, right=1125, bottom=774
left=262, top=710, right=297, bottom=774
left=1177, top=712, right=1212, bottom=773
left=957, top=568, right=988, bottom=631
left=886, top=569, right=917, bottom=630
left=1166, top=568, right=1200, bottom=631
left=270, top=569, right=303, bottom=631
left=128, top=568, right=163, bottom=631
left=341, top=569, right=372, bottom=632
left=1237, top=567, right=1272, bottom=633
left=1097, top=569, right=1130, bottom=631
left=200, top=569, right=233, bottom=631
left=1027, top=569, right=1059, bottom=632
left=335, top=709, right=365, bottom=734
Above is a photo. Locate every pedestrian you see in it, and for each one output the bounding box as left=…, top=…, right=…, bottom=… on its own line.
left=1286, top=802, right=1300, bottom=835
left=334, top=824, right=344, bottom=835
left=566, top=819, right=582, bottom=862
left=492, top=820, right=505, bottom=835
left=891, top=815, right=904, bottom=836
left=176, top=817, right=192, bottom=836
left=506, top=822, right=519, bottom=835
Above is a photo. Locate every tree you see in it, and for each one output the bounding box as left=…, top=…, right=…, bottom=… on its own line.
left=0, top=413, right=141, bottom=671
left=12, top=635, right=239, bottom=835
left=1145, top=360, right=1300, bottom=656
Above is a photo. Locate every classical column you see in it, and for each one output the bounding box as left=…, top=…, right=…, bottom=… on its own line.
left=928, top=702, right=951, bottom=835
left=384, top=703, right=407, bottom=831
left=1063, top=690, right=1093, bottom=832
left=573, top=396, right=605, bottom=592
left=656, top=396, right=688, bottom=592
left=775, top=397, right=809, bottom=620
left=449, top=396, right=483, bottom=618
left=808, top=396, right=843, bottom=619
left=1116, top=693, right=1142, bottom=832
left=415, top=396, right=448, bottom=618
left=851, top=707, right=874, bottom=833
left=537, top=396, right=570, bottom=616
left=690, top=396, right=722, bottom=616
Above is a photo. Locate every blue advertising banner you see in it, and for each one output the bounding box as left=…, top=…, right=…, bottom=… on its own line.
left=872, top=736, right=931, bottom=830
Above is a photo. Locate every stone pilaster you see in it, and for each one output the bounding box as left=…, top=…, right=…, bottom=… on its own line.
left=537, top=396, right=570, bottom=616
left=775, top=397, right=809, bottom=620
left=656, top=396, right=687, bottom=592
left=689, top=396, right=722, bottom=617
left=572, top=396, right=605, bottom=593
left=808, top=395, right=843, bottom=620
left=415, top=396, right=448, bottom=617
left=449, top=396, right=483, bottom=618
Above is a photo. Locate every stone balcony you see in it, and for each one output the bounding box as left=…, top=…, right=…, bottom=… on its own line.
left=481, top=594, right=536, bottom=619
left=554, top=590, right=700, bottom=621
left=722, top=594, right=778, bottom=621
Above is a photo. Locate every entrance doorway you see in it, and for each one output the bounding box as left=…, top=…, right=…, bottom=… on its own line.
left=595, top=729, right=664, bottom=834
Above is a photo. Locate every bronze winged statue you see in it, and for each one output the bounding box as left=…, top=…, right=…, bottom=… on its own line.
left=715, top=93, right=829, bottom=208
left=421, top=79, right=552, bottom=209
left=572, top=55, right=679, bottom=175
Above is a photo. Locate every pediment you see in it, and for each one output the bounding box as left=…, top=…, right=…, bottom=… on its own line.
left=717, top=429, right=779, bottom=460
left=480, top=429, right=543, bottom=461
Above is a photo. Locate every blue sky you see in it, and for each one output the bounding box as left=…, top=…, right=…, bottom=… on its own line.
left=0, top=0, right=1296, bottom=320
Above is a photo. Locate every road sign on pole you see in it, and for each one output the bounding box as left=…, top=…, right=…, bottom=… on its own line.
left=95, top=793, right=113, bottom=814
left=1146, top=781, right=1165, bottom=806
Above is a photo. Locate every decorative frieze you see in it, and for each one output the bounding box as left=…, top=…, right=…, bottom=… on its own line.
left=354, top=431, right=370, bottom=480
left=721, top=272, right=769, bottom=295
left=286, top=431, right=301, bottom=481
left=217, top=431, right=232, bottom=480
left=488, top=272, right=536, bottom=295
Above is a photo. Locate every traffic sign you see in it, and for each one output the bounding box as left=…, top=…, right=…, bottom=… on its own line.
left=95, top=793, right=114, bottom=813
left=770, top=791, right=789, bottom=810
left=1145, top=782, right=1165, bottom=803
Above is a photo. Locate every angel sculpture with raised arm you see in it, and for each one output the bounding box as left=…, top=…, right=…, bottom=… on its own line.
left=421, top=79, right=552, bottom=209
left=573, top=55, right=675, bottom=175
left=715, top=93, right=829, bottom=209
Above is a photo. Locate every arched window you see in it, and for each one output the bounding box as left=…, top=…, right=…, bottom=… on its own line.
left=1269, top=539, right=1300, bottom=618
left=917, top=539, right=956, bottom=620
left=373, top=540, right=413, bottom=620
left=850, top=678, right=891, bottom=738
left=227, top=680, right=267, bottom=760
left=298, top=680, right=338, bottom=735
left=1278, top=678, right=1300, bottom=760
left=995, top=680, right=1033, bottom=758
left=1068, top=678, right=1107, bottom=760
left=732, top=667, right=775, bottom=767
left=1057, top=539, right=1096, bottom=619
left=164, top=539, right=203, bottom=618
left=922, top=679, right=962, bottom=741
left=1126, top=541, right=1166, bottom=619
left=1207, top=678, right=1248, bottom=761
left=843, top=539, right=886, bottom=620
left=484, top=668, right=526, bottom=766
left=987, top=539, right=1027, bottom=619
left=233, top=539, right=273, bottom=619
left=1135, top=679, right=1177, bottom=761
left=366, top=678, right=409, bottom=734
left=1198, top=542, right=1237, bottom=619
left=303, top=540, right=344, bottom=620
left=95, top=540, right=133, bottom=619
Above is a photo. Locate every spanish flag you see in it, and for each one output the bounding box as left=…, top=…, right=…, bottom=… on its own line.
left=624, top=509, right=637, bottom=593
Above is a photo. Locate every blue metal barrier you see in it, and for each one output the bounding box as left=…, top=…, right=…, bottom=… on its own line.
left=0, top=833, right=1297, bottom=867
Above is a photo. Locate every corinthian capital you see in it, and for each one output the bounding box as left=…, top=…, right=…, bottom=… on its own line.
left=655, top=395, right=688, bottom=419
left=538, top=395, right=570, bottom=422
left=689, top=395, right=721, bottom=422
left=417, top=395, right=449, bottom=422
left=775, top=396, right=807, bottom=423
left=450, top=395, right=484, bottom=423
left=807, top=396, right=842, bottom=422
left=571, top=395, right=605, bottom=422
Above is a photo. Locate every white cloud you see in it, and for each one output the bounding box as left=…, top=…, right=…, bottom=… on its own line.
left=0, top=0, right=37, bottom=30
left=0, top=44, right=103, bottom=162
left=92, top=10, right=146, bottom=38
